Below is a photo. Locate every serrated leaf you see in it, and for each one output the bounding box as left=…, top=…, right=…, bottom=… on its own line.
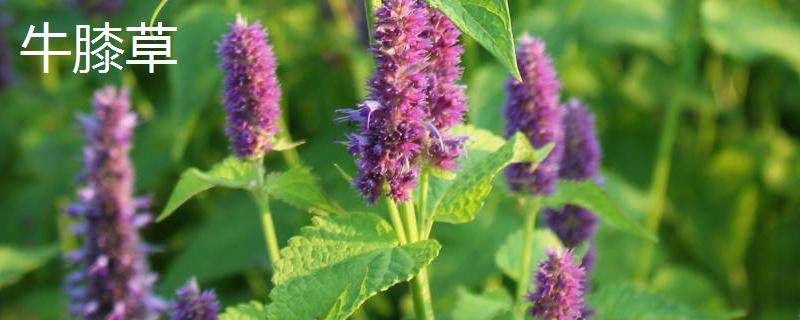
left=219, top=301, right=268, bottom=320
left=266, top=213, right=441, bottom=320
left=0, top=244, right=58, bottom=289
left=451, top=287, right=513, bottom=320
left=169, top=5, right=234, bottom=158
left=702, top=0, right=800, bottom=75
left=494, top=228, right=563, bottom=283
left=431, top=132, right=553, bottom=224
left=263, top=166, right=345, bottom=215
left=589, top=284, right=739, bottom=320
left=425, top=0, right=520, bottom=80
left=543, top=181, right=657, bottom=241
left=158, top=157, right=260, bottom=221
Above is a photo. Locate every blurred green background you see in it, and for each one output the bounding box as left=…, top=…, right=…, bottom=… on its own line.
left=1, top=0, right=799, bottom=319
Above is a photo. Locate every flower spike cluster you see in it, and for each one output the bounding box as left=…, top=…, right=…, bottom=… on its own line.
left=65, top=86, right=164, bottom=319
left=527, top=249, right=586, bottom=320
left=543, top=100, right=602, bottom=248
left=339, top=0, right=468, bottom=203
left=425, top=8, right=467, bottom=171
left=170, top=278, right=220, bottom=320
left=338, top=0, right=432, bottom=203
left=503, top=35, right=564, bottom=196
left=219, top=15, right=282, bottom=159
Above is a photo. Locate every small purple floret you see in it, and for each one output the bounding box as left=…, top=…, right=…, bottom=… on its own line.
left=0, top=12, right=11, bottom=89
left=543, top=205, right=599, bottom=249
left=65, top=86, right=165, bottom=320
left=219, top=15, right=282, bottom=159
left=503, top=35, right=564, bottom=196
left=527, top=249, right=586, bottom=320
left=170, top=278, right=219, bottom=320
left=559, top=100, right=601, bottom=181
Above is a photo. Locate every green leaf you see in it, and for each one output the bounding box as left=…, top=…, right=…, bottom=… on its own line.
left=263, top=166, right=345, bottom=215
left=219, top=301, right=268, bottom=320
left=494, top=228, right=563, bottom=283
left=169, top=5, right=234, bottom=159
left=589, top=284, right=739, bottom=320
left=431, top=132, right=552, bottom=224
left=450, top=287, right=513, bottom=320
left=266, top=213, right=440, bottom=320
left=702, top=0, right=800, bottom=75
left=157, top=157, right=260, bottom=222
left=0, top=244, right=58, bottom=289
left=543, top=181, right=657, bottom=241
left=424, top=0, right=521, bottom=80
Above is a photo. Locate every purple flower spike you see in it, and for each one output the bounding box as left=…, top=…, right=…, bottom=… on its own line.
left=219, top=15, right=282, bottom=159
left=503, top=35, right=564, bottom=196
left=425, top=8, right=467, bottom=171
left=65, top=86, right=165, bottom=320
left=170, top=278, right=219, bottom=320
left=527, top=249, right=586, bottom=320
left=339, top=0, right=432, bottom=203
left=559, top=99, right=600, bottom=181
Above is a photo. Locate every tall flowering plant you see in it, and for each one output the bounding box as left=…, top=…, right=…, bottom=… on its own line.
left=64, top=86, right=164, bottom=320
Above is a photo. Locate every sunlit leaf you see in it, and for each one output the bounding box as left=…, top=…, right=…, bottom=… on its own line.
left=425, top=0, right=521, bottom=79
left=494, top=228, right=563, bottom=283
left=263, top=166, right=345, bottom=215
left=0, top=245, right=58, bottom=289
left=265, top=213, right=440, bottom=320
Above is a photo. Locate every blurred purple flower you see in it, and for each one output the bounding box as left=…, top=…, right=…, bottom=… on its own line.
left=503, top=35, right=564, bottom=196
left=0, top=12, right=11, bottom=89
left=67, top=0, right=124, bottom=17
left=544, top=100, right=602, bottom=248
left=65, top=86, right=165, bottom=320
left=559, top=99, right=601, bottom=181
left=425, top=8, right=467, bottom=171
left=219, top=15, right=282, bottom=159
left=527, top=249, right=586, bottom=320
left=337, top=0, right=431, bottom=203
left=543, top=205, right=598, bottom=249
left=170, top=278, right=219, bottom=320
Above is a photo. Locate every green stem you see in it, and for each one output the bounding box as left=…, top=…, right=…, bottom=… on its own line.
left=261, top=199, right=280, bottom=268
left=634, top=98, right=681, bottom=283
left=514, top=197, right=541, bottom=320
left=399, top=201, right=434, bottom=319
left=418, top=170, right=430, bottom=238
left=386, top=198, right=408, bottom=244
left=252, top=158, right=281, bottom=267
left=409, top=268, right=435, bottom=320
left=400, top=201, right=420, bottom=243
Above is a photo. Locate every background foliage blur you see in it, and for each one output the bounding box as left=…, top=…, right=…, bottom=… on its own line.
left=1, top=0, right=799, bottom=319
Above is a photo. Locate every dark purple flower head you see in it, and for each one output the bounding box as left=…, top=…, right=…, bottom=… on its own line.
left=170, top=278, right=219, bottom=320
left=65, top=86, right=165, bottom=320
left=527, top=249, right=585, bottom=320
left=503, top=35, right=564, bottom=196
left=0, top=12, right=12, bottom=89
left=559, top=99, right=600, bottom=181
left=219, top=15, right=282, bottom=159
left=543, top=205, right=598, bottom=249
left=424, top=8, right=467, bottom=171
left=67, top=0, right=124, bottom=17
left=338, top=0, right=431, bottom=203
